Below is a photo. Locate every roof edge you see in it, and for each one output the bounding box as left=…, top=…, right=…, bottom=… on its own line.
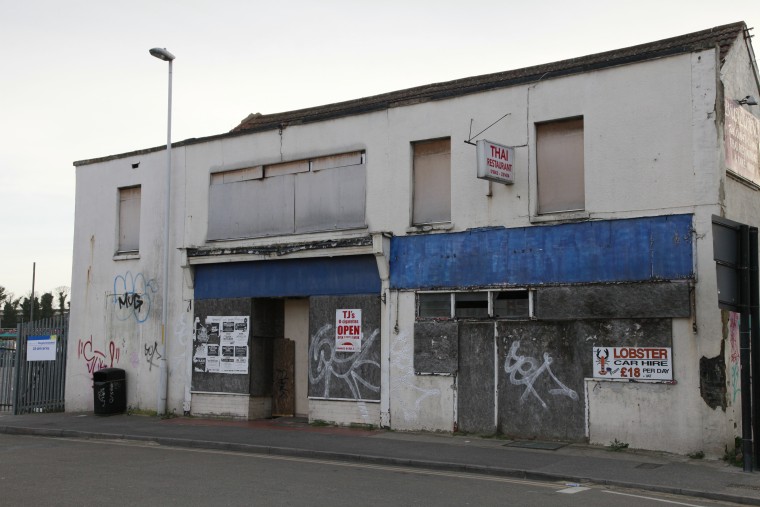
left=74, top=21, right=747, bottom=167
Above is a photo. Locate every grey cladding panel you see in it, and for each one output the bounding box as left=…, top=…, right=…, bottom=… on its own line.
left=295, top=165, right=366, bottom=233
left=536, top=283, right=691, bottom=320
left=208, top=162, right=367, bottom=241
left=308, top=294, right=381, bottom=401
left=413, top=320, right=458, bottom=374
left=457, top=322, right=495, bottom=434
left=208, top=175, right=295, bottom=240
left=192, top=298, right=252, bottom=394
left=495, top=318, right=671, bottom=441
left=497, top=321, right=584, bottom=441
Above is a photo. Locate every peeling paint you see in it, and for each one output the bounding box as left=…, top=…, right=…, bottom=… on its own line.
left=699, top=340, right=727, bottom=411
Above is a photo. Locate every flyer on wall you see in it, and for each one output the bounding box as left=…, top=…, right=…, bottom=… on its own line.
left=192, top=315, right=249, bottom=374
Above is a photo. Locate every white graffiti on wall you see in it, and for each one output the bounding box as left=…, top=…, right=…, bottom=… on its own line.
left=390, top=331, right=441, bottom=422
left=504, top=340, right=578, bottom=409
left=308, top=324, right=380, bottom=399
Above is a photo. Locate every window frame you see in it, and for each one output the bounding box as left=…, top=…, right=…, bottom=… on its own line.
left=411, top=137, right=452, bottom=226
left=116, top=185, right=141, bottom=255
left=535, top=117, right=585, bottom=216
left=416, top=289, right=533, bottom=320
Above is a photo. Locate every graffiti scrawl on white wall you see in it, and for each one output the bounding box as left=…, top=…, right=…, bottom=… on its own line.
left=77, top=336, right=121, bottom=374
left=504, top=340, right=578, bottom=409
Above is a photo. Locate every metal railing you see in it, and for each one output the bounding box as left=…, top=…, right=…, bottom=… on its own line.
left=0, top=316, right=68, bottom=415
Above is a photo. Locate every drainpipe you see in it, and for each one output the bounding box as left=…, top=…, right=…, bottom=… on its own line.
left=373, top=232, right=392, bottom=428
left=750, top=227, right=759, bottom=466
left=739, top=225, right=753, bottom=472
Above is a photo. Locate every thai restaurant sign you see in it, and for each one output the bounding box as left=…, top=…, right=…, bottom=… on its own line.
left=593, top=346, right=673, bottom=381
left=725, top=98, right=760, bottom=185
left=476, top=139, right=514, bottom=185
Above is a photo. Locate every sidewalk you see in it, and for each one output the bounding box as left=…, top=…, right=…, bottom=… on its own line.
left=1, top=411, right=758, bottom=505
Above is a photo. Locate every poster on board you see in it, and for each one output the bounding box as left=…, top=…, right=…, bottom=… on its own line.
left=593, top=346, right=672, bottom=381
left=193, top=316, right=249, bottom=374
left=335, top=309, right=362, bottom=352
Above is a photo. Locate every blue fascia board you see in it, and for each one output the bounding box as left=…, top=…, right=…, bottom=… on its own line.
left=390, top=214, right=694, bottom=290
left=194, top=255, right=381, bottom=300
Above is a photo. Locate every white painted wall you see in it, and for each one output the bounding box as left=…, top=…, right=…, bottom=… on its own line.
left=68, top=146, right=187, bottom=413
left=389, top=292, right=454, bottom=432
left=68, top=41, right=754, bottom=455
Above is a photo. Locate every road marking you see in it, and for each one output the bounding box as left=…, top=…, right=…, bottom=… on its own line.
left=558, top=486, right=590, bottom=494
left=603, top=490, right=708, bottom=506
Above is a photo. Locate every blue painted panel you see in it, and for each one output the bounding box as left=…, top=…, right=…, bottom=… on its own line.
left=195, top=255, right=380, bottom=300
left=390, top=215, right=693, bottom=289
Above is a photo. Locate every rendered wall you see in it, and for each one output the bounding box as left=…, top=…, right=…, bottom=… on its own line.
left=67, top=146, right=192, bottom=413
left=68, top=43, right=745, bottom=456
left=389, top=292, right=455, bottom=432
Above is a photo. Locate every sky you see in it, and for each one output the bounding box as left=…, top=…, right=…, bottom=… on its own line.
left=1, top=0, right=759, bottom=301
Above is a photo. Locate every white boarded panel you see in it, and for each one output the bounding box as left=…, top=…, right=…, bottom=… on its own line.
left=208, top=175, right=295, bottom=240
left=294, top=164, right=366, bottom=233
left=265, top=160, right=309, bottom=177
left=311, top=152, right=363, bottom=172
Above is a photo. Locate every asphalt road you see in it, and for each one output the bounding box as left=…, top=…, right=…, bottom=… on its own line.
left=0, top=434, right=741, bottom=506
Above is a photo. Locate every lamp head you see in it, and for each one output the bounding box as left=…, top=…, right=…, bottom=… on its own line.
left=149, top=47, right=175, bottom=61
left=738, top=95, right=758, bottom=106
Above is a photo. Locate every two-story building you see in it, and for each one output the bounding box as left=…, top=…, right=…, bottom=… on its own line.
left=68, top=21, right=760, bottom=457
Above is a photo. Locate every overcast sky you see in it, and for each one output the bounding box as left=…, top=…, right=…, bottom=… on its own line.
left=1, top=0, right=759, bottom=300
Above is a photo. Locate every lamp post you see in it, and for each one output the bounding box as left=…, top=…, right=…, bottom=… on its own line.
left=150, top=47, right=175, bottom=416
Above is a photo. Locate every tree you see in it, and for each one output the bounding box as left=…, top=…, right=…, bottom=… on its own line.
left=55, top=286, right=70, bottom=315
left=40, top=292, right=55, bottom=319
left=3, top=299, right=19, bottom=328
left=21, top=295, right=41, bottom=323
left=0, top=286, right=6, bottom=306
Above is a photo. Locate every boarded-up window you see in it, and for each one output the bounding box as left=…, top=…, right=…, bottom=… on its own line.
left=208, top=152, right=365, bottom=240
left=418, top=293, right=453, bottom=318
left=295, top=151, right=365, bottom=233
left=417, top=290, right=531, bottom=320
left=536, top=118, right=584, bottom=214
left=118, top=186, right=141, bottom=252
left=413, top=138, right=451, bottom=225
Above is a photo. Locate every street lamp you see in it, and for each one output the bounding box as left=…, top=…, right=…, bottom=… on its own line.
left=150, top=47, right=175, bottom=416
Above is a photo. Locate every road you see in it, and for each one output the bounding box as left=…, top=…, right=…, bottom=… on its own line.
left=0, top=433, right=741, bottom=506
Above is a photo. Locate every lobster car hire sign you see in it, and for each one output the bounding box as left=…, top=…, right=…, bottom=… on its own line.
left=593, top=346, right=673, bottom=381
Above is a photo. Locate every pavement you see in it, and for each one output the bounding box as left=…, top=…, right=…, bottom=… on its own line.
left=1, top=411, right=759, bottom=505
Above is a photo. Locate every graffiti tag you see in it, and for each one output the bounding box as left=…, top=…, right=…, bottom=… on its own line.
left=77, top=336, right=120, bottom=374
left=112, top=271, right=158, bottom=323
left=308, top=324, right=380, bottom=399
left=144, top=341, right=162, bottom=371
left=504, top=340, right=578, bottom=409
